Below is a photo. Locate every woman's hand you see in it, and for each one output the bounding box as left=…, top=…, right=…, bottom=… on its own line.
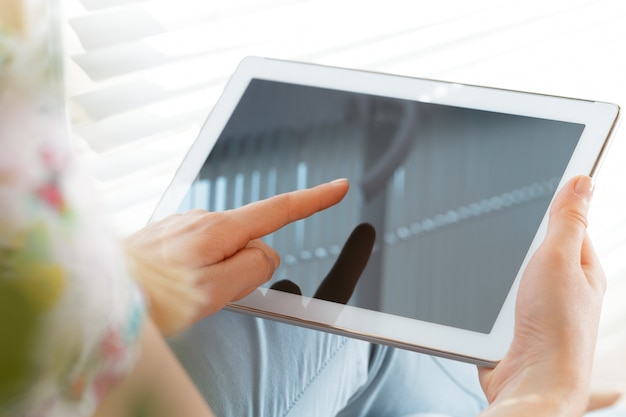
left=124, top=179, right=349, bottom=334
left=478, top=176, right=607, bottom=416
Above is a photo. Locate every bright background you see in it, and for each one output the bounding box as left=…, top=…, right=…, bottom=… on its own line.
left=59, top=0, right=626, bottom=401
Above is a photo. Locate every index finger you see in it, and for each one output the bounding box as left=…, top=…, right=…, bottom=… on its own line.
left=227, top=178, right=349, bottom=240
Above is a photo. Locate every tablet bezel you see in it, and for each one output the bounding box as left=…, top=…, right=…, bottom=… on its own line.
left=152, top=56, right=620, bottom=366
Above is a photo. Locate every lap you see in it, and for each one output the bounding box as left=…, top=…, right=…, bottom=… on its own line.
left=338, top=346, right=487, bottom=417
left=169, top=309, right=487, bottom=417
left=169, top=309, right=371, bottom=416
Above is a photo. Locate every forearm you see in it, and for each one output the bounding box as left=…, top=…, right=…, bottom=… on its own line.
left=93, top=319, right=215, bottom=417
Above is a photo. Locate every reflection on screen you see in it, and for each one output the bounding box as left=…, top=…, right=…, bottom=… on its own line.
left=178, top=79, right=584, bottom=333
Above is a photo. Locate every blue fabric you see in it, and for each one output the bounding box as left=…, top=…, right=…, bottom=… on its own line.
left=169, top=309, right=626, bottom=416
left=169, top=309, right=486, bottom=416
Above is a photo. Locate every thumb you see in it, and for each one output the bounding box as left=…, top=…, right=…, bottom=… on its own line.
left=543, top=175, right=594, bottom=255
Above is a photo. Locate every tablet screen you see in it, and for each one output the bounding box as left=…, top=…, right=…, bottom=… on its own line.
left=177, top=78, right=584, bottom=334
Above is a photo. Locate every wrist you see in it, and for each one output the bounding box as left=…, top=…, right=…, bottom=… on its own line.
left=480, top=354, right=589, bottom=417
left=481, top=391, right=584, bottom=417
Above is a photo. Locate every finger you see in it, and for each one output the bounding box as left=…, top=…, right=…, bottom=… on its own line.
left=230, top=240, right=280, bottom=300
left=232, top=285, right=258, bottom=301
left=227, top=179, right=349, bottom=241
left=195, top=245, right=277, bottom=315
left=210, top=245, right=277, bottom=291
left=581, top=232, right=607, bottom=293
left=246, top=239, right=280, bottom=269
left=543, top=175, right=594, bottom=257
left=222, top=241, right=280, bottom=302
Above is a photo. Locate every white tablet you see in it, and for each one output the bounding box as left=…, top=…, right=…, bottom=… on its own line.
left=152, top=57, right=620, bottom=366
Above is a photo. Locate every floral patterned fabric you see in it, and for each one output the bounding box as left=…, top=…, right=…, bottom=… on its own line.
left=0, top=14, right=145, bottom=417
left=0, top=93, right=146, bottom=417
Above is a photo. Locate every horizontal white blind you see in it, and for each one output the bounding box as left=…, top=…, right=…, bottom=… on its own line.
left=61, top=0, right=626, bottom=232
left=60, top=0, right=626, bottom=393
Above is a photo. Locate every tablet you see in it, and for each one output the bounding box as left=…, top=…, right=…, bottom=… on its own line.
left=152, top=57, right=620, bottom=366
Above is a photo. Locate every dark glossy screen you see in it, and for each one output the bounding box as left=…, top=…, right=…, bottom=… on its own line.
left=178, top=79, right=584, bottom=333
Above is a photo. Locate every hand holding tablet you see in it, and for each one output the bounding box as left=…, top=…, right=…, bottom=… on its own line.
left=478, top=175, right=606, bottom=415
left=152, top=57, right=620, bottom=365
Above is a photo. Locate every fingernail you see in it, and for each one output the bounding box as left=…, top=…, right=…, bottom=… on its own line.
left=330, top=178, right=348, bottom=184
left=267, top=254, right=279, bottom=271
left=574, top=176, right=594, bottom=202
